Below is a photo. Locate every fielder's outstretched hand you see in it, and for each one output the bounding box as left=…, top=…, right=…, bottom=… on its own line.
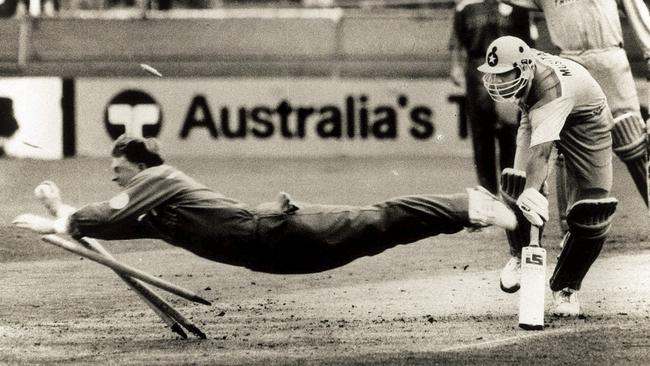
left=516, top=188, right=549, bottom=226
left=34, top=181, right=63, bottom=217
left=33, top=181, right=77, bottom=218
left=12, top=213, right=57, bottom=234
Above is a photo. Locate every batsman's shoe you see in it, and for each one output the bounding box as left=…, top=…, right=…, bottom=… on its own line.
left=552, top=288, right=581, bottom=317
left=467, top=186, right=517, bottom=230
left=500, top=256, right=521, bottom=293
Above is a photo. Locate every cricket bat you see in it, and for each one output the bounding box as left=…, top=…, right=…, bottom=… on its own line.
left=518, top=225, right=546, bottom=330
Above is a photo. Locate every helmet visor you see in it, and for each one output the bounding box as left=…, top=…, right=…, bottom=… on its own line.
left=482, top=67, right=531, bottom=103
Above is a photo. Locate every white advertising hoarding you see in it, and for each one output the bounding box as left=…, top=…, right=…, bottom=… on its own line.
left=0, top=77, right=62, bottom=159
left=76, top=78, right=470, bottom=157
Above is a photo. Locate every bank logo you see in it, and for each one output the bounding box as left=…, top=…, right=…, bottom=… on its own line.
left=104, top=90, right=162, bottom=139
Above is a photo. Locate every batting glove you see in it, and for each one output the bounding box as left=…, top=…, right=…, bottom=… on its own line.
left=516, top=188, right=549, bottom=227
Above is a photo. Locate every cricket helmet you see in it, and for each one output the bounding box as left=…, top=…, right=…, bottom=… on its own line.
left=477, top=36, right=535, bottom=103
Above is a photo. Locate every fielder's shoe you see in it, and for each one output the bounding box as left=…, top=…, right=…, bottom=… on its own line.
left=552, top=287, right=581, bottom=317
left=467, top=186, right=517, bottom=230
left=499, top=256, right=521, bottom=293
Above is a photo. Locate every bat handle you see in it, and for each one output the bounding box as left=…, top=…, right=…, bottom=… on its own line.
left=529, top=225, right=540, bottom=247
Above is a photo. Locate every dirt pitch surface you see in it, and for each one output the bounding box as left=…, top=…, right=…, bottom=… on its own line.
left=1, top=156, right=649, bottom=365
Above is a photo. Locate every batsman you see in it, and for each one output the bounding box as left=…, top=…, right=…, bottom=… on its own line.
left=478, top=36, right=618, bottom=317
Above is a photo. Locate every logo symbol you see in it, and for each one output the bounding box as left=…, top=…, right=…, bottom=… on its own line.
left=104, top=89, right=163, bottom=140
left=487, top=51, right=499, bottom=67
left=109, top=192, right=130, bottom=209
left=526, top=253, right=544, bottom=265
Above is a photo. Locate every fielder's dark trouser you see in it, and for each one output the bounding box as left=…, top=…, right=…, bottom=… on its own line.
left=466, top=58, right=517, bottom=194
left=248, top=193, right=471, bottom=274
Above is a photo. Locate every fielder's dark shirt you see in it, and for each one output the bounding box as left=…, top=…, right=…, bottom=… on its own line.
left=68, top=164, right=259, bottom=265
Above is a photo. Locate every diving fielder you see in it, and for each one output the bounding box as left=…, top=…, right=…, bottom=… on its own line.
left=13, top=135, right=516, bottom=275
left=479, top=36, right=618, bottom=316
left=505, top=0, right=650, bottom=231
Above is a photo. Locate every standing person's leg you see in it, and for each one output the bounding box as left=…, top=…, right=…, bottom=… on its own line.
left=494, top=97, right=519, bottom=173
left=496, top=121, right=517, bottom=172
left=555, top=153, right=570, bottom=234
left=466, top=60, right=499, bottom=194
left=253, top=188, right=516, bottom=274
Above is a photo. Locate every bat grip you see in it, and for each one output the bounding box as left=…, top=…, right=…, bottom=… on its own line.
left=529, top=225, right=540, bottom=247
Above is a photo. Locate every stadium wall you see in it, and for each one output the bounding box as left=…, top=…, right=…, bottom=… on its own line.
left=75, top=77, right=469, bottom=157
left=0, top=9, right=647, bottom=158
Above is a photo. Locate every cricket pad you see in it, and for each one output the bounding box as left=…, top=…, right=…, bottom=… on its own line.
left=550, top=197, right=618, bottom=291
left=611, top=113, right=646, bottom=162
left=611, top=114, right=648, bottom=206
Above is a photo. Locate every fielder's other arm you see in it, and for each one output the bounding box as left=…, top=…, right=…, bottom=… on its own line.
left=13, top=181, right=75, bottom=234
